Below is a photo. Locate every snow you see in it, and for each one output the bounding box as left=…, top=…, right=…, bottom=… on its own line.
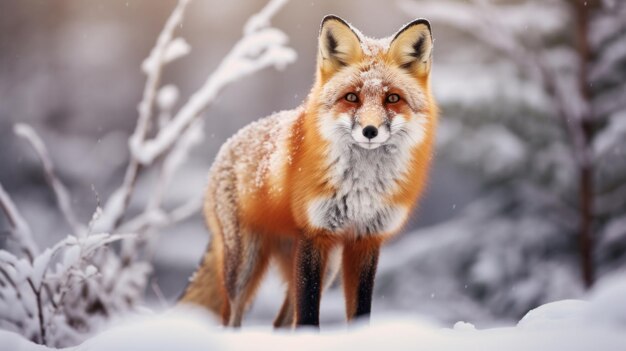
left=452, top=321, right=476, bottom=331
left=584, top=274, right=626, bottom=327
left=432, top=63, right=550, bottom=112
left=31, top=247, right=53, bottom=287
left=92, top=188, right=126, bottom=232
left=156, top=84, right=180, bottom=112
left=589, top=1, right=626, bottom=48
left=517, top=300, right=587, bottom=330
left=243, top=0, right=289, bottom=35
left=0, top=233, right=144, bottom=346
left=0, top=183, right=38, bottom=259
left=600, top=214, right=626, bottom=247
left=213, top=108, right=299, bottom=193
left=139, top=0, right=191, bottom=75
left=593, top=111, right=626, bottom=157
left=141, top=37, right=191, bottom=74
left=0, top=330, right=49, bottom=351
left=3, top=275, right=626, bottom=350
left=400, top=0, right=567, bottom=38
left=130, top=8, right=296, bottom=166
left=590, top=37, right=626, bottom=82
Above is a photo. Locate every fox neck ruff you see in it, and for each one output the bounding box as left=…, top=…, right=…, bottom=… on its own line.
left=305, top=113, right=425, bottom=237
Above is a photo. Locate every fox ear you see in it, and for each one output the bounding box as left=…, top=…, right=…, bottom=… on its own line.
left=318, top=15, right=363, bottom=79
left=389, top=19, right=433, bottom=77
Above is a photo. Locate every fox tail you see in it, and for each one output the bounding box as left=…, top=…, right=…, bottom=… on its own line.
left=178, top=239, right=225, bottom=317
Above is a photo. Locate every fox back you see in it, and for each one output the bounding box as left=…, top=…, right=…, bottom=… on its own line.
left=180, top=15, right=438, bottom=328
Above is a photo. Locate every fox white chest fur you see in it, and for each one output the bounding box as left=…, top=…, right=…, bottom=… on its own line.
left=306, top=131, right=416, bottom=236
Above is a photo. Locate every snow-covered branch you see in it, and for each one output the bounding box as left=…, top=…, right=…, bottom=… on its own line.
left=400, top=0, right=589, bottom=165
left=0, top=183, right=38, bottom=262
left=401, top=0, right=609, bottom=288
left=0, top=233, right=131, bottom=346
left=98, top=0, right=193, bottom=232
left=128, top=0, right=295, bottom=166
left=97, top=0, right=295, bottom=234
left=125, top=117, right=205, bottom=235
left=13, top=124, right=85, bottom=236
left=119, top=194, right=203, bottom=234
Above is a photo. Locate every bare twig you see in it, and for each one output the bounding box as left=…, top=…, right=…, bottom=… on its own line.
left=26, top=277, right=46, bottom=345
left=244, top=0, right=290, bottom=34
left=168, top=194, right=204, bottom=223
left=101, top=0, right=294, bottom=235
left=0, top=182, right=38, bottom=261
left=0, top=264, right=21, bottom=296
left=13, top=124, right=85, bottom=236
left=150, top=278, right=168, bottom=308
left=146, top=119, right=204, bottom=217
left=102, top=0, right=192, bottom=231
left=118, top=119, right=204, bottom=260
left=119, top=194, right=202, bottom=233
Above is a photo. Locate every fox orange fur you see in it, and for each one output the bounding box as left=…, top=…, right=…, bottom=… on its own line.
left=180, top=15, right=438, bottom=328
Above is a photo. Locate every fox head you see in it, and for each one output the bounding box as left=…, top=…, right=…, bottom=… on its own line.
left=309, top=15, right=435, bottom=151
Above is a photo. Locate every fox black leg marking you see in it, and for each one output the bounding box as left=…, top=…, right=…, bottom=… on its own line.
left=354, top=250, right=378, bottom=318
left=343, top=240, right=380, bottom=321
left=294, top=237, right=326, bottom=327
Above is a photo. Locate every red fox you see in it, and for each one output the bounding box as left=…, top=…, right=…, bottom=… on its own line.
left=180, top=15, right=437, bottom=328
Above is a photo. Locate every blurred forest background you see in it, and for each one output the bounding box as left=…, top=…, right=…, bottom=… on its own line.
left=1, top=0, right=625, bottom=344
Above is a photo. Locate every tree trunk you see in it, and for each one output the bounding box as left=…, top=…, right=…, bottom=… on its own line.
left=575, top=0, right=595, bottom=288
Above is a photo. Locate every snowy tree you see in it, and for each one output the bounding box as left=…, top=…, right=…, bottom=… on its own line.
left=375, top=0, right=626, bottom=322
left=0, top=0, right=296, bottom=346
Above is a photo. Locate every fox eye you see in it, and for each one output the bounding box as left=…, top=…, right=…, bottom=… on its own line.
left=386, top=94, right=400, bottom=103
left=345, top=92, right=359, bottom=103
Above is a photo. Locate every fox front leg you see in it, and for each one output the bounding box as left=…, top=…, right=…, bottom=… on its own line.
left=293, top=236, right=330, bottom=327
left=342, top=238, right=381, bottom=321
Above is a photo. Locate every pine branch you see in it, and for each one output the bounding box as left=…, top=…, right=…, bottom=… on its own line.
left=402, top=0, right=599, bottom=287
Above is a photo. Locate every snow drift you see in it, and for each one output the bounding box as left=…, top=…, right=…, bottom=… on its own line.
left=2, top=273, right=626, bottom=351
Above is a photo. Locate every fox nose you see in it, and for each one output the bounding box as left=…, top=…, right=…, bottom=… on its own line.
left=362, top=125, right=378, bottom=140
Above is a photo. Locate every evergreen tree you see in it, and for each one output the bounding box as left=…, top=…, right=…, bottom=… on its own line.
left=376, top=0, right=626, bottom=322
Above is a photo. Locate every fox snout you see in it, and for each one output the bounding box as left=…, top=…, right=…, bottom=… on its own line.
left=362, top=125, right=378, bottom=139
left=351, top=123, right=390, bottom=148
left=350, top=109, right=391, bottom=148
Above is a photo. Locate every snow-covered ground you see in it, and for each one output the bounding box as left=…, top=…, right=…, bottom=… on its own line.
left=2, top=273, right=626, bottom=351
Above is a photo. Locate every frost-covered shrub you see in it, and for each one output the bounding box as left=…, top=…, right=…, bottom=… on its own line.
left=0, top=233, right=149, bottom=347
left=0, top=0, right=295, bottom=347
